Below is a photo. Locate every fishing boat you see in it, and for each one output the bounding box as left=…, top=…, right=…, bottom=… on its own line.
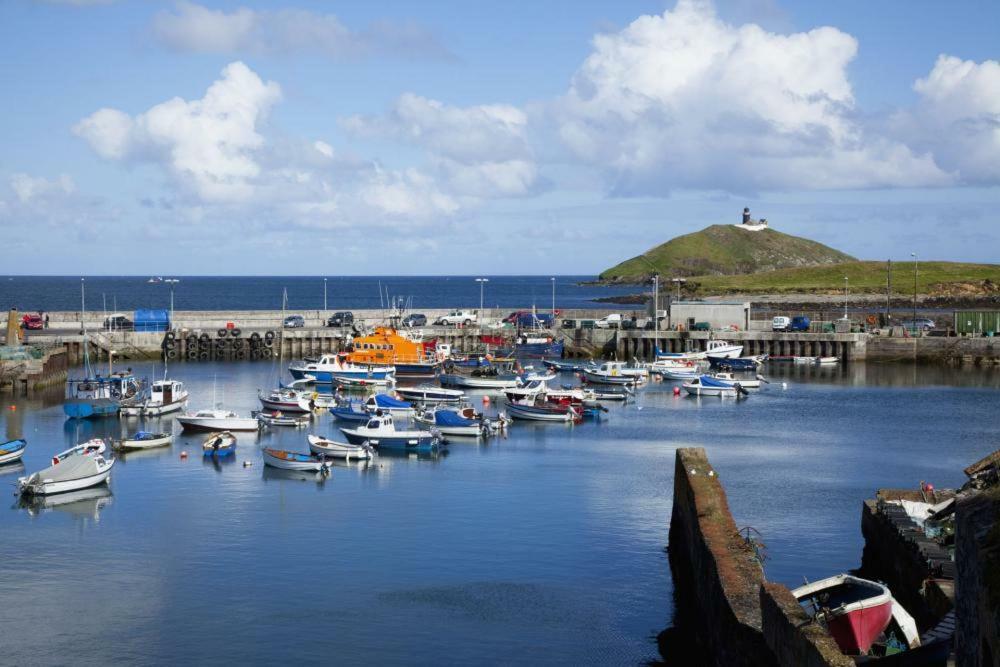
left=258, top=387, right=314, bottom=413
left=707, top=372, right=764, bottom=389
left=582, top=361, right=638, bottom=386
left=329, top=404, right=371, bottom=423
left=363, top=393, right=414, bottom=414
left=340, top=412, right=438, bottom=450
left=288, top=353, right=396, bottom=384
left=682, top=375, right=748, bottom=397
left=263, top=448, right=331, bottom=471
left=120, top=379, right=188, bottom=416
left=202, top=431, right=237, bottom=457
left=307, top=435, right=374, bottom=460
left=333, top=375, right=394, bottom=390
left=510, top=335, right=564, bottom=358
left=506, top=400, right=581, bottom=422
left=704, top=339, right=744, bottom=359
left=114, top=431, right=172, bottom=451
left=503, top=379, right=548, bottom=402
left=64, top=371, right=142, bottom=419
left=17, top=451, right=115, bottom=496
left=254, top=410, right=311, bottom=427
left=792, top=574, right=898, bottom=655
left=414, top=408, right=486, bottom=437
left=346, top=327, right=440, bottom=377
left=394, top=385, right=465, bottom=404
left=0, top=439, right=27, bottom=465
left=707, top=355, right=765, bottom=371
left=176, top=409, right=259, bottom=432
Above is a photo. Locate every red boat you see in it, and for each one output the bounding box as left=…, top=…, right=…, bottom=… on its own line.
left=792, top=574, right=894, bottom=655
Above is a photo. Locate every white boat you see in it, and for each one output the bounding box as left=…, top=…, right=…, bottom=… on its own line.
left=340, top=413, right=438, bottom=450
left=651, top=357, right=702, bottom=371
left=582, top=361, right=639, bottom=385
left=682, top=375, right=747, bottom=397
left=51, top=439, right=107, bottom=465
left=254, top=410, right=312, bottom=427
left=114, top=431, right=172, bottom=451
left=658, top=368, right=702, bottom=380
left=704, top=340, right=744, bottom=359
left=394, top=385, right=465, bottom=403
left=503, top=379, right=548, bottom=402
left=258, top=388, right=314, bottom=413
left=506, top=400, right=580, bottom=422
left=333, top=375, right=394, bottom=389
left=413, top=408, right=486, bottom=437
left=708, top=372, right=763, bottom=389
left=176, top=409, right=259, bottom=432
left=307, top=435, right=374, bottom=460
left=17, top=452, right=115, bottom=496
left=120, top=379, right=188, bottom=416
left=262, top=448, right=331, bottom=471
left=439, top=373, right=522, bottom=389
left=794, top=356, right=840, bottom=365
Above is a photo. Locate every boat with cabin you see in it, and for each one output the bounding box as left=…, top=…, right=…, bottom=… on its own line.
left=288, top=353, right=396, bottom=384
left=704, top=339, right=744, bottom=359
left=414, top=407, right=487, bottom=437
left=120, top=379, right=188, bottom=416
left=340, top=412, right=439, bottom=450
left=258, top=387, right=314, bottom=413
left=707, top=372, right=763, bottom=389
left=176, top=409, right=259, bottom=432
left=346, top=327, right=440, bottom=377
left=582, top=361, right=639, bottom=386
left=708, top=356, right=765, bottom=371
left=64, top=371, right=142, bottom=419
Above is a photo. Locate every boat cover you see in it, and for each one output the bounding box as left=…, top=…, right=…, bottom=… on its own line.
left=1, top=439, right=26, bottom=453
left=434, top=410, right=477, bottom=427
left=370, top=394, right=412, bottom=409
left=27, top=455, right=103, bottom=484
left=698, top=375, right=733, bottom=388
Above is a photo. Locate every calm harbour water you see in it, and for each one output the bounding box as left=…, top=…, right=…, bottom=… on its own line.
left=1, top=361, right=998, bottom=665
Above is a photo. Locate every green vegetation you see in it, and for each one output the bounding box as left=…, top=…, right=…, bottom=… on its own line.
left=599, top=224, right=854, bottom=282
left=689, top=261, right=1000, bottom=296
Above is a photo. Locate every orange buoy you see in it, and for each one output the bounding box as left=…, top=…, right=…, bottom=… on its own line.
left=8, top=405, right=15, bottom=410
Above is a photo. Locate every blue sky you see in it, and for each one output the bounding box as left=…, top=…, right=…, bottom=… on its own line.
left=1, top=0, right=997, bottom=274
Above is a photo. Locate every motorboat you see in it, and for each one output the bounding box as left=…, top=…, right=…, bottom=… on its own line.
left=340, top=412, right=438, bottom=450
left=704, top=339, right=744, bottom=360
left=657, top=368, right=701, bottom=380
left=52, top=439, right=107, bottom=465
left=654, top=345, right=707, bottom=361
left=414, top=407, right=487, bottom=437
left=682, top=375, right=748, bottom=397
left=582, top=361, right=638, bottom=386
left=17, top=452, right=115, bottom=496
left=176, top=409, right=259, bottom=432
left=346, top=327, right=440, bottom=377
left=542, top=358, right=597, bottom=373
left=288, top=353, right=395, bottom=384
left=650, top=357, right=702, bottom=371
left=506, top=399, right=581, bottom=422
left=202, top=431, right=237, bottom=457
left=263, top=448, right=331, bottom=471
left=120, top=379, right=188, bottom=416
left=64, top=371, right=142, bottom=419
left=333, top=375, right=394, bottom=390
left=503, top=379, right=548, bottom=402
left=363, top=393, right=414, bottom=414
left=307, top=435, right=374, bottom=461
left=258, top=387, right=313, bottom=413
left=329, top=404, right=371, bottom=423
left=708, top=372, right=763, bottom=389
left=0, top=438, right=27, bottom=465
left=114, top=431, right=172, bottom=451
left=708, top=355, right=765, bottom=371
left=438, top=365, right=523, bottom=388
left=792, top=574, right=913, bottom=655
left=254, top=410, right=311, bottom=428
left=395, top=385, right=465, bottom=404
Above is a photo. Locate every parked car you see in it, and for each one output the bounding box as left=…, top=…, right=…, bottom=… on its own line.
left=503, top=311, right=558, bottom=328
left=789, top=316, right=811, bottom=332
left=899, top=317, right=935, bottom=331
left=620, top=317, right=638, bottom=330
left=435, top=310, right=478, bottom=326
left=104, top=313, right=133, bottom=331
left=21, top=313, right=43, bottom=330
left=641, top=317, right=666, bottom=330
left=561, top=319, right=577, bottom=329
left=326, top=311, right=354, bottom=327
left=771, top=316, right=791, bottom=332
left=690, top=321, right=711, bottom=331
left=283, top=314, right=305, bottom=328
left=402, top=313, right=427, bottom=327
left=594, top=314, right=622, bottom=329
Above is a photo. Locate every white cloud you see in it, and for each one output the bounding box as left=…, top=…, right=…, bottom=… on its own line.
left=74, top=61, right=281, bottom=202
left=895, top=55, right=1000, bottom=184
left=152, top=2, right=451, bottom=60
left=548, top=0, right=949, bottom=194
left=9, top=173, right=75, bottom=203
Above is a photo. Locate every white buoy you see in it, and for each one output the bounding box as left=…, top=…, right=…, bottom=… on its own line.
left=782, top=382, right=788, bottom=390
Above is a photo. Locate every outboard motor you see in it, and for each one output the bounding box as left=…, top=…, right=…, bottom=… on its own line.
left=735, top=382, right=750, bottom=397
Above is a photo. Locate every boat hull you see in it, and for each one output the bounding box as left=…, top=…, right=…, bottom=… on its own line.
left=288, top=368, right=395, bottom=383
left=263, top=449, right=328, bottom=471
left=117, top=435, right=172, bottom=450
left=19, top=464, right=113, bottom=496
left=393, top=362, right=439, bottom=377
left=258, top=397, right=311, bottom=413
left=582, top=370, right=634, bottom=385
left=63, top=398, right=119, bottom=419
left=506, top=403, right=577, bottom=422
left=176, top=417, right=259, bottom=432
left=395, top=387, right=465, bottom=403
left=439, top=374, right=521, bottom=389
left=513, top=340, right=564, bottom=358
left=120, top=398, right=187, bottom=417
left=307, top=437, right=373, bottom=460
left=683, top=383, right=737, bottom=397
left=329, top=407, right=370, bottom=423
left=340, top=428, right=436, bottom=450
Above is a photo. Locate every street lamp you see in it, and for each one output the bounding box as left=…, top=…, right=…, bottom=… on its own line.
left=165, top=279, right=179, bottom=330
left=652, top=275, right=659, bottom=335
left=843, top=276, right=849, bottom=321
left=911, top=252, right=918, bottom=330
left=475, top=278, right=488, bottom=326
left=671, top=278, right=687, bottom=301
left=323, top=278, right=328, bottom=312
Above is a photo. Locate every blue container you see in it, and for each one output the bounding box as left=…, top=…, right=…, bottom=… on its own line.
left=134, top=309, right=170, bottom=332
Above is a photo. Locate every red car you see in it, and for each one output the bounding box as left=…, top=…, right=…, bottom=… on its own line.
left=21, top=313, right=43, bottom=330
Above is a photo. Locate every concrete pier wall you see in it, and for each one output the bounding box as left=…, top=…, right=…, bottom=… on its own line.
left=759, top=584, right=853, bottom=667
left=954, top=488, right=1000, bottom=666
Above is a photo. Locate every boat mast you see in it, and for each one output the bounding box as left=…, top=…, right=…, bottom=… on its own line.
left=80, top=278, right=93, bottom=378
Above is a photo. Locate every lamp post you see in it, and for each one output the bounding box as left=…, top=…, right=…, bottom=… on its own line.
left=671, top=277, right=686, bottom=300
left=843, top=276, right=849, bottom=321
left=323, top=278, right=328, bottom=312
left=475, top=278, right=488, bottom=327
left=652, top=275, right=659, bottom=336
left=911, top=252, right=918, bottom=331
left=165, top=279, right=179, bottom=330
left=551, top=277, right=555, bottom=316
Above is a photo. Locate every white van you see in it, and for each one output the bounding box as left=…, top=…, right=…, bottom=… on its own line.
left=595, top=314, right=623, bottom=329
left=772, top=316, right=790, bottom=332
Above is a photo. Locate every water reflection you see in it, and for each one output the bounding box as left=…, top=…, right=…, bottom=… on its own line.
left=15, top=485, right=113, bottom=521
left=0, top=461, right=26, bottom=477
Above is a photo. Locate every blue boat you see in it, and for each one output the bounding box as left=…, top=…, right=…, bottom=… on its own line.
left=340, top=413, right=438, bottom=450
left=708, top=356, right=764, bottom=371
left=512, top=336, right=564, bottom=358
left=542, top=358, right=597, bottom=372
left=64, top=373, right=142, bottom=419
left=287, top=354, right=395, bottom=384
left=363, top=393, right=413, bottom=414
left=329, top=405, right=370, bottom=423
left=202, top=431, right=237, bottom=457
left=0, top=439, right=27, bottom=466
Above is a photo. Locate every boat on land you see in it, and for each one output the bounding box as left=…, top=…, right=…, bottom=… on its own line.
left=329, top=404, right=371, bottom=423
left=307, top=435, right=374, bottom=461
left=364, top=393, right=414, bottom=414
left=683, top=375, right=749, bottom=398
left=708, top=372, right=764, bottom=389
left=0, top=439, right=27, bottom=465
left=288, top=353, right=395, bottom=384
left=506, top=400, right=581, bottom=422
left=202, top=431, right=237, bottom=457
left=17, top=451, right=115, bottom=496
left=263, top=448, right=331, bottom=471
left=792, top=574, right=916, bottom=655
left=582, top=361, right=639, bottom=386
left=258, top=387, right=314, bottom=413
left=340, top=413, right=438, bottom=450
left=346, top=327, right=440, bottom=377
left=395, top=385, right=465, bottom=403
left=707, top=355, right=765, bottom=371
left=176, top=409, right=259, bottom=432
left=254, top=410, right=311, bottom=427
left=114, top=431, right=172, bottom=451
left=704, top=339, right=744, bottom=360
left=120, top=379, right=188, bottom=416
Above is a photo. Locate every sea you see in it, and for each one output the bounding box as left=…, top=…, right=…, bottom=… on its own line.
left=1, top=359, right=998, bottom=665
left=0, top=275, right=638, bottom=312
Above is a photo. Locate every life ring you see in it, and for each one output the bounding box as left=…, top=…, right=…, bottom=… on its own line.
left=866, top=315, right=877, bottom=325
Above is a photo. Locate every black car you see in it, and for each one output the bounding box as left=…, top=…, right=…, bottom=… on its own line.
left=327, top=311, right=354, bottom=327
left=402, top=313, right=427, bottom=327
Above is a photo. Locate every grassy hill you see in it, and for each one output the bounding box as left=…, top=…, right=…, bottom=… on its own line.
left=690, top=261, right=1000, bottom=296
left=599, top=225, right=854, bottom=282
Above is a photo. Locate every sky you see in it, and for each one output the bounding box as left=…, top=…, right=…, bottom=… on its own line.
left=1, top=0, right=998, bottom=275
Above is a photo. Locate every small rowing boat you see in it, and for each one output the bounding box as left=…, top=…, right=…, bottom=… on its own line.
left=114, top=431, right=172, bottom=451
left=202, top=431, right=237, bottom=457
left=254, top=410, right=311, bottom=427
left=307, top=435, right=374, bottom=460
left=0, top=438, right=28, bottom=465
left=263, top=448, right=331, bottom=471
